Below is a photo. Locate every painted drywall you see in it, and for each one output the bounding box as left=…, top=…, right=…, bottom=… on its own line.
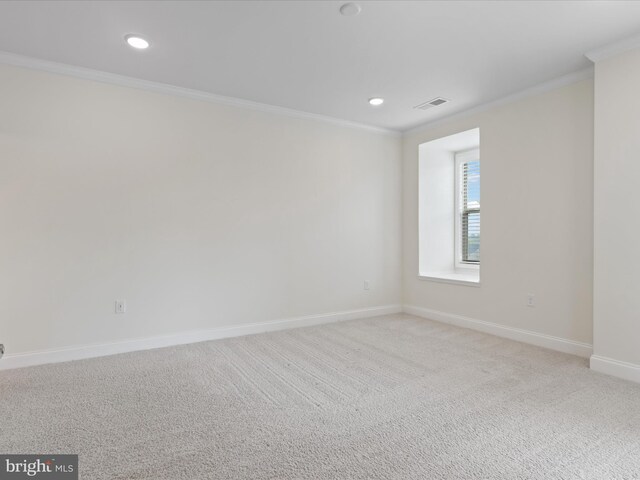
left=418, top=144, right=455, bottom=274
left=403, top=79, right=594, bottom=345
left=592, top=48, right=640, bottom=368
left=0, top=64, right=401, bottom=356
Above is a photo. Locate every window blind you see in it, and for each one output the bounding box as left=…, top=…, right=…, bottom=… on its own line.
left=462, top=160, right=480, bottom=263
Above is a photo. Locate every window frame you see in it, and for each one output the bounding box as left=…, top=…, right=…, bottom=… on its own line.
left=454, top=149, right=480, bottom=271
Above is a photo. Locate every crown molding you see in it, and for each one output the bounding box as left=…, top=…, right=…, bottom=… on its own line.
left=0, top=51, right=400, bottom=137
left=585, top=33, right=640, bottom=63
left=403, top=67, right=594, bottom=135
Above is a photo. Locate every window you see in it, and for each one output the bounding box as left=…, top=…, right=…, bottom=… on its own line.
left=455, top=149, right=480, bottom=268
left=418, top=128, right=480, bottom=285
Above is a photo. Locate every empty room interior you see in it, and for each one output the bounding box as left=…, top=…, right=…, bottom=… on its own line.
left=2, top=1, right=640, bottom=478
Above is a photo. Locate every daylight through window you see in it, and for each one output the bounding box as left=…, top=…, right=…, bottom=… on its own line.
left=456, top=150, right=480, bottom=265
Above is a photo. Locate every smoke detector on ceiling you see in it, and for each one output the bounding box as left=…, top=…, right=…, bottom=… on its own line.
left=414, top=97, right=450, bottom=110
left=340, top=3, right=361, bottom=16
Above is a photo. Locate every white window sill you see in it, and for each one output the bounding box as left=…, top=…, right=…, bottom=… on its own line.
left=418, top=270, right=480, bottom=287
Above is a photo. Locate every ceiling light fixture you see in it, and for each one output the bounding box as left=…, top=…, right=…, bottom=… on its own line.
left=125, top=34, right=150, bottom=50
left=369, top=97, right=384, bottom=106
left=340, top=3, right=362, bottom=16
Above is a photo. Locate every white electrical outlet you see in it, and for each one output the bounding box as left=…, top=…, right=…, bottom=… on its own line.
left=364, top=280, right=370, bottom=290
left=115, top=300, right=126, bottom=314
left=527, top=294, right=535, bottom=307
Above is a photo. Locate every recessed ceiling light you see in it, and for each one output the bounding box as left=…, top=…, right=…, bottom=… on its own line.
left=340, top=3, right=362, bottom=16
left=369, top=97, right=384, bottom=106
left=125, top=34, right=150, bottom=50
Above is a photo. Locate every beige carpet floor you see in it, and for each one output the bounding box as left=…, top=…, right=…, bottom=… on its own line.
left=1, top=314, right=640, bottom=479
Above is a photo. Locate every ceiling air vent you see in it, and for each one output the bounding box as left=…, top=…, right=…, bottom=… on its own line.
left=414, top=97, right=450, bottom=110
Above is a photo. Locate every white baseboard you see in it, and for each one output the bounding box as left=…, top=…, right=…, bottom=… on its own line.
left=403, top=305, right=593, bottom=358
left=590, top=355, right=640, bottom=384
left=0, top=304, right=401, bottom=371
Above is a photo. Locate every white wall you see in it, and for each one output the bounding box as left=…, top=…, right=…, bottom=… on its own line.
left=0, top=64, right=401, bottom=356
left=592, top=47, right=640, bottom=376
left=403, top=79, right=594, bottom=348
left=0, top=62, right=607, bottom=370
left=418, top=145, right=455, bottom=274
